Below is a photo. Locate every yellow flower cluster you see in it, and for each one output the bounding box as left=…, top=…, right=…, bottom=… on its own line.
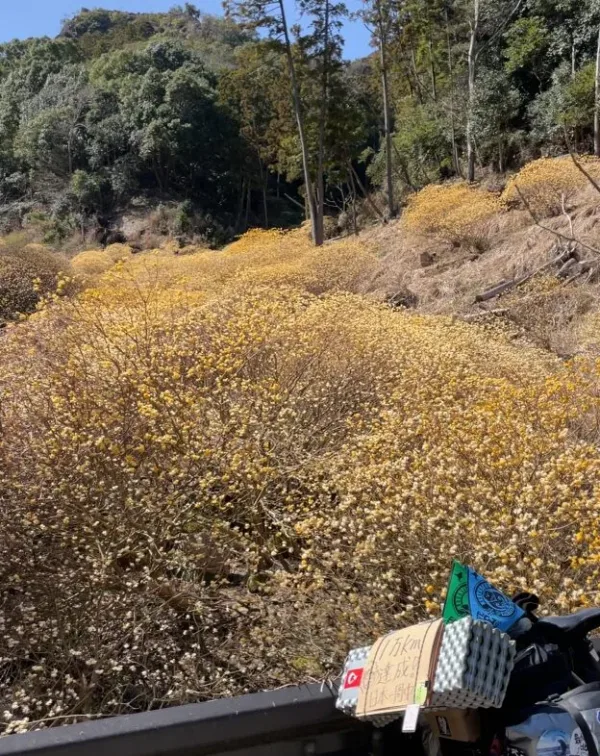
left=71, top=243, right=132, bottom=277
left=2, top=226, right=600, bottom=731
left=502, top=155, right=600, bottom=217
left=401, top=182, right=501, bottom=241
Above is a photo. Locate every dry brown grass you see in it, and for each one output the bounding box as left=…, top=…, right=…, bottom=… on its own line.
left=501, top=278, right=597, bottom=356
left=0, top=242, right=71, bottom=322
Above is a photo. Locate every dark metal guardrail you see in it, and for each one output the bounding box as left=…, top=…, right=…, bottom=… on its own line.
left=0, top=682, right=377, bottom=756
left=6, top=638, right=599, bottom=755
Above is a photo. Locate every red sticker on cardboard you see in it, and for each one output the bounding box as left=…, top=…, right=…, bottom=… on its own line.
left=344, top=668, right=364, bottom=689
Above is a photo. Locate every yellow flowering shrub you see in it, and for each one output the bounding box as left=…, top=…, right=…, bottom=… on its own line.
left=502, top=155, right=600, bottom=217
left=71, top=244, right=132, bottom=277
left=402, top=182, right=501, bottom=246
left=3, top=227, right=600, bottom=731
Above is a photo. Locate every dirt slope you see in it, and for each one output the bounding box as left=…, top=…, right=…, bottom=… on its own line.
left=360, top=180, right=600, bottom=357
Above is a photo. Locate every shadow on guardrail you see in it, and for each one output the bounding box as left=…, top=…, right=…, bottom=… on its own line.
left=0, top=681, right=386, bottom=756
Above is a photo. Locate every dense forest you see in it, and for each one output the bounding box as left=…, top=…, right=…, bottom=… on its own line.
left=1, top=0, right=600, bottom=246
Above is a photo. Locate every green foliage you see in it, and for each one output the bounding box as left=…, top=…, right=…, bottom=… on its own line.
left=70, top=170, right=103, bottom=211
left=173, top=199, right=194, bottom=235
left=0, top=24, right=251, bottom=243
left=504, top=17, right=550, bottom=80
left=220, top=42, right=289, bottom=171
left=529, top=61, right=596, bottom=149
left=367, top=102, right=450, bottom=196
left=562, top=62, right=596, bottom=128
left=4, top=0, right=600, bottom=242
left=472, top=68, right=523, bottom=170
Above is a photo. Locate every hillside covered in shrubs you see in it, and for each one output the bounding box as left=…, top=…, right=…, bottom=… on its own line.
left=4, top=158, right=600, bottom=730
left=5, top=0, right=600, bottom=737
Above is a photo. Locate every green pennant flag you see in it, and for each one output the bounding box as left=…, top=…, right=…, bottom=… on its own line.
left=443, top=560, right=471, bottom=624
left=442, top=559, right=526, bottom=631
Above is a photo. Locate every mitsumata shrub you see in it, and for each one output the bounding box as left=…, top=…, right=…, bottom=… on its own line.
left=70, top=244, right=133, bottom=277
left=401, top=182, right=501, bottom=250
left=3, top=228, right=600, bottom=732
left=502, top=155, right=600, bottom=217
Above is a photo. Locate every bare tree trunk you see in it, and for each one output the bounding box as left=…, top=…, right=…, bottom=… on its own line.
left=392, top=142, right=417, bottom=191
left=284, top=192, right=306, bottom=213
left=348, top=161, right=386, bottom=223
left=410, top=46, right=425, bottom=104
left=445, top=4, right=462, bottom=177
left=376, top=0, right=396, bottom=218
left=474, top=135, right=484, bottom=170
left=347, top=168, right=359, bottom=235
left=595, top=26, right=600, bottom=157
left=262, top=184, right=269, bottom=229
left=244, top=184, right=251, bottom=230
left=402, top=59, right=417, bottom=98
left=68, top=135, right=73, bottom=176
left=235, top=177, right=246, bottom=232
left=258, top=158, right=269, bottom=228
left=152, top=156, right=164, bottom=193
left=466, top=0, right=522, bottom=181
left=315, top=0, right=330, bottom=247
left=571, top=36, right=577, bottom=79
left=428, top=37, right=437, bottom=102
left=466, top=0, right=479, bottom=183
left=278, top=0, right=320, bottom=244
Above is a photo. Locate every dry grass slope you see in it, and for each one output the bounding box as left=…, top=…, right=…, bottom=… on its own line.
left=365, top=156, right=600, bottom=354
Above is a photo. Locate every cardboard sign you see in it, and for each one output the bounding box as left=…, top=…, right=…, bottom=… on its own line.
left=356, top=619, right=443, bottom=718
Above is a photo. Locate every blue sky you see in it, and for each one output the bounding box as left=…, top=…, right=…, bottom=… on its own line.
left=1, top=1, right=372, bottom=59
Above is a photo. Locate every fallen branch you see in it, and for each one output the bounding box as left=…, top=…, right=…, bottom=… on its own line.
left=284, top=193, right=305, bottom=212
left=569, top=152, right=600, bottom=196
left=475, top=279, right=522, bottom=303
left=474, top=249, right=572, bottom=303
left=561, top=259, right=599, bottom=287
left=561, top=192, right=575, bottom=238
left=563, top=269, right=590, bottom=287
left=514, top=184, right=600, bottom=258
left=348, top=162, right=387, bottom=223
left=556, top=257, right=577, bottom=277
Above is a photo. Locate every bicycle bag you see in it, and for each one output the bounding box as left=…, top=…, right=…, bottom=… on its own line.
left=502, top=642, right=573, bottom=716
left=505, top=683, right=600, bottom=756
